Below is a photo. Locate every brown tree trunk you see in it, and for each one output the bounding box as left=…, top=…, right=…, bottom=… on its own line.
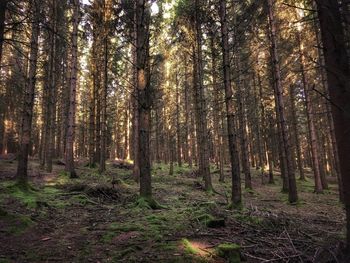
left=267, top=0, right=298, bottom=203
left=175, top=73, right=182, bottom=167
left=0, top=0, right=8, bottom=66
left=136, top=0, right=152, bottom=198
left=183, top=57, right=190, bottom=165
left=43, top=0, right=58, bottom=173
left=237, top=77, right=252, bottom=189
left=193, top=0, right=212, bottom=191
left=210, top=32, right=224, bottom=182
left=65, top=0, right=79, bottom=178
left=315, top=0, right=350, bottom=250
left=16, top=0, right=40, bottom=188
left=99, top=35, right=108, bottom=173
left=296, top=30, right=323, bottom=192
left=89, top=57, right=96, bottom=166
left=220, top=0, right=241, bottom=206
left=289, top=85, right=305, bottom=181
left=132, top=1, right=140, bottom=181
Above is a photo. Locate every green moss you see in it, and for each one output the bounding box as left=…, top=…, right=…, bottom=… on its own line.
left=102, top=231, right=116, bottom=243
left=234, top=213, right=262, bottom=225
left=0, top=212, right=33, bottom=235
left=135, top=197, right=164, bottom=209
left=244, top=188, right=258, bottom=195
left=109, top=222, right=144, bottom=232
left=182, top=239, right=200, bottom=255
left=112, top=247, right=137, bottom=260
left=3, top=184, right=38, bottom=208
left=196, top=213, right=214, bottom=224
left=216, top=243, right=241, bottom=263
left=71, top=194, right=90, bottom=205
left=156, top=242, right=178, bottom=252
left=228, top=202, right=243, bottom=210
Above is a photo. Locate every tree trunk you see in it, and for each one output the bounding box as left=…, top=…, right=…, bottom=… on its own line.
left=65, top=0, right=79, bottom=178
left=210, top=32, right=224, bottom=182
left=16, top=0, right=40, bottom=188
left=267, top=0, right=298, bottom=203
left=136, top=0, right=152, bottom=199
left=315, top=0, right=350, bottom=250
left=236, top=61, right=252, bottom=190
left=220, top=0, right=241, bottom=206
left=193, top=0, right=212, bottom=191
left=288, top=85, right=305, bottom=181
left=133, top=1, right=140, bottom=181
left=0, top=0, right=8, bottom=66
left=175, top=73, right=182, bottom=167
left=99, top=35, right=108, bottom=173
left=183, top=57, right=190, bottom=165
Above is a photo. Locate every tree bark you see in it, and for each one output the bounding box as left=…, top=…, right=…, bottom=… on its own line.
left=0, top=0, right=8, bottom=66
left=220, top=0, right=241, bottom=206
left=136, top=0, right=152, bottom=198
left=133, top=0, right=140, bottom=181
left=99, top=33, right=108, bottom=173
left=65, top=0, right=79, bottom=178
left=288, top=85, right=305, bottom=181
left=175, top=73, right=182, bottom=167
left=267, top=0, right=298, bottom=203
left=315, top=0, right=350, bottom=250
left=16, top=0, right=40, bottom=188
left=193, top=0, right=212, bottom=191
left=210, top=32, right=224, bottom=182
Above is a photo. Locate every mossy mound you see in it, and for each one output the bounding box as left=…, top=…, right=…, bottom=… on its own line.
left=216, top=243, right=241, bottom=263
left=182, top=239, right=200, bottom=255
left=0, top=211, right=33, bottom=235
left=195, top=213, right=225, bottom=228
left=135, top=197, right=164, bottom=209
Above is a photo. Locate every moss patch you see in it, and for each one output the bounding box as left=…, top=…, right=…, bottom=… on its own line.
left=0, top=211, right=33, bottom=235
left=216, top=243, right=241, bottom=263
left=182, top=239, right=200, bottom=255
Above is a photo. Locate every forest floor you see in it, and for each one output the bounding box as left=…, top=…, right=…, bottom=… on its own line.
left=0, top=157, right=346, bottom=263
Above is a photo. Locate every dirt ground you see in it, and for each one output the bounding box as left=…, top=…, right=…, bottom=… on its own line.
left=0, top=158, right=346, bottom=262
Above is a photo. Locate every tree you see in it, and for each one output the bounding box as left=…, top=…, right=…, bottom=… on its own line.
left=16, top=0, right=41, bottom=189
left=136, top=0, right=152, bottom=199
left=65, top=0, right=80, bottom=178
left=219, top=0, right=241, bottom=206
left=315, top=0, right=350, bottom=251
left=267, top=0, right=297, bottom=203
left=0, top=0, right=8, bottom=65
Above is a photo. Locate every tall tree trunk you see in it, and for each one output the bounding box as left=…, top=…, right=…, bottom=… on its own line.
left=99, top=36, right=108, bottom=173
left=220, top=0, right=241, bottom=206
left=65, top=0, right=79, bottom=178
left=136, top=0, right=152, bottom=198
left=315, top=0, right=350, bottom=250
left=16, top=0, right=40, bottom=188
left=183, top=57, right=190, bottom=165
left=296, top=30, right=323, bottom=192
left=267, top=0, right=298, bottom=203
left=313, top=4, right=343, bottom=200
left=0, top=0, right=8, bottom=66
left=288, top=85, right=305, bottom=181
left=236, top=61, right=252, bottom=190
left=194, top=0, right=212, bottom=191
left=210, top=32, right=224, bottom=182
left=176, top=73, right=182, bottom=167
left=47, top=0, right=58, bottom=172
left=133, top=1, right=140, bottom=181
left=89, top=60, right=96, bottom=167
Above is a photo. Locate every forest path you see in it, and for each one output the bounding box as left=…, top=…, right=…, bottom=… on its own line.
left=0, top=159, right=345, bottom=262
